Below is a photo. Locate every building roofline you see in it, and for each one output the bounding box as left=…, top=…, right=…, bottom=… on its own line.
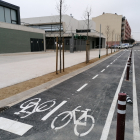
left=92, top=13, right=123, bottom=19
left=21, top=14, right=77, bottom=20
left=0, top=0, right=20, bottom=9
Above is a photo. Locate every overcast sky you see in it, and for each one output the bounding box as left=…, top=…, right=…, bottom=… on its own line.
left=3, top=0, right=140, bottom=41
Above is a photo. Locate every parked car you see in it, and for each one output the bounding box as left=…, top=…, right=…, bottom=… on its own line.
left=111, top=45, right=118, bottom=48
left=121, top=43, right=129, bottom=49
left=117, top=45, right=121, bottom=49
left=124, top=43, right=130, bottom=48
left=129, top=44, right=133, bottom=48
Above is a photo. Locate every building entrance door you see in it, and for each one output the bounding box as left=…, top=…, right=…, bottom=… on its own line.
left=30, top=38, right=44, bottom=52
left=92, top=41, right=94, bottom=49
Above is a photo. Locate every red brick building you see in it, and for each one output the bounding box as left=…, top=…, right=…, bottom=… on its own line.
left=122, top=18, right=131, bottom=43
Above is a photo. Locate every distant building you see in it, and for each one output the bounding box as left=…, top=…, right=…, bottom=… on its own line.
left=92, top=13, right=131, bottom=47
left=0, top=1, right=106, bottom=54
left=21, top=15, right=106, bottom=51
left=0, top=0, right=45, bottom=54
left=0, top=0, right=21, bottom=24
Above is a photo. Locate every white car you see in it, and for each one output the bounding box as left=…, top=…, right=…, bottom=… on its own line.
left=129, top=45, right=133, bottom=48
left=117, top=44, right=127, bottom=49
left=121, top=44, right=129, bottom=49
left=124, top=43, right=129, bottom=48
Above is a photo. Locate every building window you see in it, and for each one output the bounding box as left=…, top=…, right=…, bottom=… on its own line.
left=11, top=9, right=17, bottom=24
left=0, top=6, right=5, bottom=22
left=29, top=24, right=63, bottom=32
left=5, top=7, right=11, bottom=23
left=0, top=5, right=17, bottom=24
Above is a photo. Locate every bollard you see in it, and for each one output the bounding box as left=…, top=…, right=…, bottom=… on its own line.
left=127, top=60, right=131, bottom=66
left=116, top=93, right=126, bottom=140
left=126, top=63, right=130, bottom=80
left=129, top=57, right=131, bottom=63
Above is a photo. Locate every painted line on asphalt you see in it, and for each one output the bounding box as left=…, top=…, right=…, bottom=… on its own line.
left=110, top=63, right=113, bottom=64
left=77, top=83, right=88, bottom=92
left=92, top=75, right=98, bottom=79
left=107, top=65, right=110, bottom=68
left=101, top=69, right=105, bottom=72
left=100, top=57, right=128, bottom=140
left=132, top=52, right=140, bottom=139
left=42, top=101, right=67, bottom=121
left=0, top=117, right=33, bottom=136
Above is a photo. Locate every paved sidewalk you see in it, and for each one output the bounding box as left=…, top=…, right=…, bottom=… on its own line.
left=0, top=48, right=112, bottom=89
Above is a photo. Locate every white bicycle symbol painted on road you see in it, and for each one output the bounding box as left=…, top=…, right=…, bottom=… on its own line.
left=14, top=98, right=56, bottom=118
left=51, top=106, right=95, bottom=137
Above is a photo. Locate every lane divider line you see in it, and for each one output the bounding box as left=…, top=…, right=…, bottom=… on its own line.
left=107, top=65, right=110, bottom=68
left=101, top=69, right=105, bottom=72
left=132, top=52, right=140, bottom=139
left=42, top=101, right=67, bottom=121
left=100, top=57, right=128, bottom=140
left=92, top=75, right=98, bottom=79
left=77, top=83, right=88, bottom=92
left=0, top=117, right=33, bottom=136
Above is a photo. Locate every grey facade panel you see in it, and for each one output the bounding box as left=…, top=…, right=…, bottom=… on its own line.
left=0, top=27, right=44, bottom=53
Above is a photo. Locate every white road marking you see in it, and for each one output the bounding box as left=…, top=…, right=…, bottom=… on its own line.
left=100, top=58, right=128, bottom=140
left=77, top=83, right=88, bottom=92
left=92, top=75, right=98, bottom=79
left=42, top=101, right=67, bottom=121
left=110, top=63, right=113, bottom=64
left=132, top=52, right=140, bottom=139
left=101, top=69, right=105, bottom=72
left=107, top=65, right=110, bottom=68
left=0, top=117, right=33, bottom=136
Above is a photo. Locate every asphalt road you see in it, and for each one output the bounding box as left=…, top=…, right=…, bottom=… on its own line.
left=0, top=48, right=139, bottom=140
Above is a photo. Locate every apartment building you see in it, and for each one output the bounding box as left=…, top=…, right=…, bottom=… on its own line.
left=92, top=13, right=131, bottom=47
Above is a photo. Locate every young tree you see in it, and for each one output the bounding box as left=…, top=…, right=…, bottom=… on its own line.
left=55, top=0, right=68, bottom=73
left=105, top=25, right=111, bottom=55
left=83, top=7, right=92, bottom=63
left=111, top=29, right=115, bottom=53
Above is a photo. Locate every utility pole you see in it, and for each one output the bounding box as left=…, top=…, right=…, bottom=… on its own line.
left=99, top=24, right=101, bottom=58
left=86, top=12, right=90, bottom=63
left=114, top=34, right=116, bottom=52
left=59, top=0, right=62, bottom=73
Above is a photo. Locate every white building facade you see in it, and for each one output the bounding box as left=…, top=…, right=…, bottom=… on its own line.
left=21, top=15, right=106, bottom=52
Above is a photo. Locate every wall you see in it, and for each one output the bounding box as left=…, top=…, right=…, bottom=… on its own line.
left=92, top=13, right=122, bottom=42
left=0, top=22, right=45, bottom=53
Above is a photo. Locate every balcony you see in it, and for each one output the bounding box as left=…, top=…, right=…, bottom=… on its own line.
left=122, top=16, right=125, bottom=21
left=121, top=27, right=125, bottom=30
left=122, top=21, right=125, bottom=25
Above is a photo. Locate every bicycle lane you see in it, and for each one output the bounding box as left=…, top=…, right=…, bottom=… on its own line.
left=0, top=51, right=129, bottom=140
left=72, top=51, right=129, bottom=140
left=132, top=48, right=140, bottom=139
left=107, top=49, right=133, bottom=140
